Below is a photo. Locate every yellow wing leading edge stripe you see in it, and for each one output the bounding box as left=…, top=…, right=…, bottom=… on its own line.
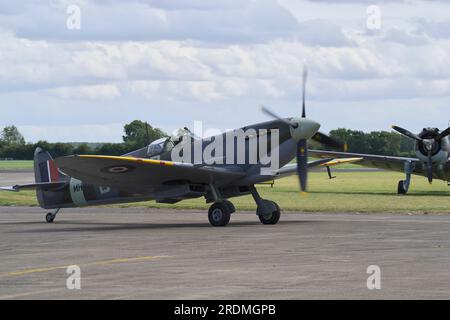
left=319, top=157, right=363, bottom=167
left=77, top=155, right=177, bottom=166
left=76, top=155, right=361, bottom=169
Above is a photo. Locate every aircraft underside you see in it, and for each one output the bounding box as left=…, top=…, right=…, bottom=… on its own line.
left=40, top=177, right=281, bottom=227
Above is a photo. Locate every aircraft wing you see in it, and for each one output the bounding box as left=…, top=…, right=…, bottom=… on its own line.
left=55, top=155, right=246, bottom=193
left=274, top=157, right=363, bottom=179
left=309, top=150, right=422, bottom=173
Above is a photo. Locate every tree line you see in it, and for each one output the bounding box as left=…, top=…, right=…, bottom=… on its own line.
left=326, top=128, right=415, bottom=157
left=0, top=120, right=167, bottom=160
left=0, top=121, right=416, bottom=160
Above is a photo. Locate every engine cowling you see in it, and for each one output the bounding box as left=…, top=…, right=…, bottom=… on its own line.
left=392, top=125, right=450, bottom=183
left=415, top=128, right=449, bottom=165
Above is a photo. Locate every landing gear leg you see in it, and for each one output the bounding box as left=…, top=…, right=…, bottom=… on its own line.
left=45, top=208, right=60, bottom=223
left=249, top=186, right=281, bottom=225
left=398, top=161, right=413, bottom=195
left=326, top=166, right=336, bottom=179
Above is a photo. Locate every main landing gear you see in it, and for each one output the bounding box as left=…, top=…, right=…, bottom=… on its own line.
left=45, top=208, right=60, bottom=223
left=208, top=200, right=235, bottom=227
left=250, top=186, right=281, bottom=225
left=398, top=161, right=414, bottom=195
left=206, top=185, right=281, bottom=227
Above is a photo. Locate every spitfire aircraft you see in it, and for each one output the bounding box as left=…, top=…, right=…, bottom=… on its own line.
left=0, top=69, right=355, bottom=226
left=310, top=125, right=450, bottom=195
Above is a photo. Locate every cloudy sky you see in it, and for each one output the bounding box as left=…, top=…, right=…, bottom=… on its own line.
left=1, top=0, right=450, bottom=142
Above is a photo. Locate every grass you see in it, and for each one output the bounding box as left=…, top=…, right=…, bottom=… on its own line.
left=1, top=171, right=449, bottom=213
left=0, top=191, right=38, bottom=206
left=0, top=161, right=33, bottom=170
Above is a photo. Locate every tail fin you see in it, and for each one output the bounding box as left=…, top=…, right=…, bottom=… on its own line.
left=34, top=148, right=69, bottom=208
left=34, top=147, right=62, bottom=184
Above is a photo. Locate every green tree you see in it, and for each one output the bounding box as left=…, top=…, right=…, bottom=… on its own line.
left=95, top=143, right=130, bottom=156
left=399, top=135, right=415, bottom=157
left=1, top=125, right=25, bottom=146
left=329, top=129, right=416, bottom=156
left=73, top=143, right=92, bottom=155
left=368, top=131, right=394, bottom=155
left=122, top=120, right=167, bottom=149
left=330, top=128, right=369, bottom=153
left=50, top=143, right=74, bottom=158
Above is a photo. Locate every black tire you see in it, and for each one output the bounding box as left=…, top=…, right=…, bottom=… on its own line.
left=398, top=180, right=407, bottom=195
left=45, top=212, right=55, bottom=223
left=221, top=200, right=236, bottom=214
left=208, top=202, right=231, bottom=227
left=259, top=201, right=281, bottom=225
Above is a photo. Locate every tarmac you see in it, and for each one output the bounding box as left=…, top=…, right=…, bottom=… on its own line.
left=1, top=206, right=450, bottom=300
left=0, top=170, right=34, bottom=185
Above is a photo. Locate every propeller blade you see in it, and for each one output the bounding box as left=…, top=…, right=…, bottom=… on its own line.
left=302, top=66, right=308, bottom=118
left=427, top=151, right=433, bottom=184
left=261, top=105, right=298, bottom=128
left=392, top=125, right=422, bottom=142
left=312, top=132, right=345, bottom=151
left=427, top=153, right=433, bottom=184
left=297, top=139, right=308, bottom=192
left=437, top=127, right=450, bottom=140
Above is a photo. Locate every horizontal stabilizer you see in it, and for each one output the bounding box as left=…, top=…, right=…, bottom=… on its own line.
left=0, top=182, right=67, bottom=192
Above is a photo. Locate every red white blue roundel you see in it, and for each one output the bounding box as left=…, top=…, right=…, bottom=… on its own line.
left=101, top=165, right=136, bottom=174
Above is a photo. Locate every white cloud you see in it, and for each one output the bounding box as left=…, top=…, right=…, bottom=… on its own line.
left=17, top=123, right=125, bottom=142
left=47, top=84, right=121, bottom=100
left=0, top=0, right=450, bottom=142
left=414, top=18, right=450, bottom=39
left=1, top=0, right=302, bottom=43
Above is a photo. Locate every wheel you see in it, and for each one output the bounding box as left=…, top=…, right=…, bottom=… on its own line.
left=208, top=202, right=231, bottom=227
left=45, top=212, right=55, bottom=223
left=398, top=180, right=407, bottom=195
left=221, top=200, right=236, bottom=214
left=259, top=201, right=281, bottom=225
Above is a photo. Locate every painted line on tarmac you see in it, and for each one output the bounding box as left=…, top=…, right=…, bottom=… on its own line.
left=0, top=288, right=67, bottom=300
left=1, top=255, right=171, bottom=277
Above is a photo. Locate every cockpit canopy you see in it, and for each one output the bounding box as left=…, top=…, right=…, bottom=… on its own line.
left=146, top=137, right=174, bottom=158
left=135, top=127, right=197, bottom=159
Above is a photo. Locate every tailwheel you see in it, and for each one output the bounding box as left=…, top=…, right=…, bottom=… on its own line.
left=45, top=208, right=60, bottom=223
left=258, top=201, right=281, bottom=225
left=45, top=212, right=55, bottom=223
left=208, top=202, right=232, bottom=227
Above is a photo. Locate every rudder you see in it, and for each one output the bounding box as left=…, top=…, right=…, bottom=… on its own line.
left=34, top=148, right=69, bottom=208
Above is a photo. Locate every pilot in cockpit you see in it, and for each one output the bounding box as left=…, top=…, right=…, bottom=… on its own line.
left=146, top=127, right=196, bottom=160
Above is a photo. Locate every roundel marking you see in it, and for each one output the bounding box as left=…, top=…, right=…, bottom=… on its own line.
left=101, top=165, right=136, bottom=174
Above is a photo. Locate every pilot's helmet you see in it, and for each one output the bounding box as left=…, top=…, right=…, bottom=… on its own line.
left=171, top=127, right=191, bottom=143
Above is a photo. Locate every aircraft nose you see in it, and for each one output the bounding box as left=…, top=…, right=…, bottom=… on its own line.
left=290, top=118, right=321, bottom=142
